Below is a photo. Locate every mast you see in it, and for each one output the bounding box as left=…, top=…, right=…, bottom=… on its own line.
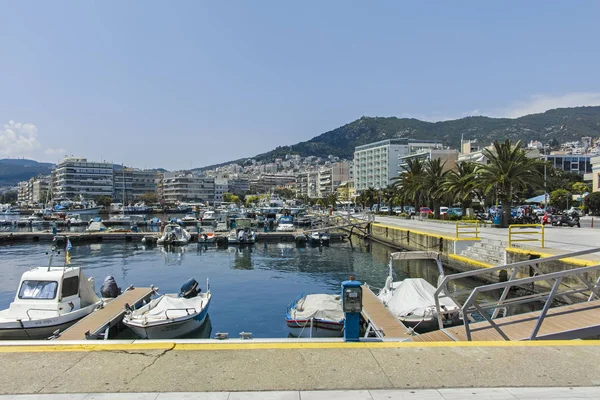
left=122, top=163, right=126, bottom=216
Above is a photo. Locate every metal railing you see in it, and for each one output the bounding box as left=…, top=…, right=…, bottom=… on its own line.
left=433, top=248, right=600, bottom=340
left=508, top=223, right=544, bottom=248
left=455, top=221, right=479, bottom=240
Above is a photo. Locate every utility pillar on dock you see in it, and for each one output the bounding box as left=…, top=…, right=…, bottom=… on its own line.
left=342, top=276, right=363, bottom=342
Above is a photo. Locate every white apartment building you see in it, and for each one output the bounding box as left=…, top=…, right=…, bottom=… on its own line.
left=353, top=139, right=442, bottom=192
left=318, top=161, right=350, bottom=198
left=162, top=172, right=215, bottom=203
left=53, top=157, right=114, bottom=200
left=295, top=170, right=320, bottom=198
left=214, top=177, right=229, bottom=203
left=113, top=167, right=160, bottom=203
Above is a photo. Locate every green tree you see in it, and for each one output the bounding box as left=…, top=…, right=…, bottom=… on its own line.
left=362, top=187, right=380, bottom=210
left=0, top=190, right=17, bottom=204
left=392, top=158, right=426, bottom=211
left=325, top=192, right=339, bottom=209
left=274, top=188, right=295, bottom=199
left=382, top=185, right=397, bottom=215
left=585, top=192, right=600, bottom=215
left=138, top=192, right=159, bottom=204
left=356, top=192, right=369, bottom=210
left=479, top=140, right=542, bottom=227
left=223, top=192, right=241, bottom=204
left=95, top=195, right=113, bottom=207
left=550, top=189, right=570, bottom=210
left=442, top=162, right=477, bottom=215
left=245, top=195, right=261, bottom=207
left=572, top=182, right=591, bottom=195
left=423, top=158, right=449, bottom=218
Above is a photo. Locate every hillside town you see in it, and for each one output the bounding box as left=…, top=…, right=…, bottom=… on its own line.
left=4, top=136, right=600, bottom=211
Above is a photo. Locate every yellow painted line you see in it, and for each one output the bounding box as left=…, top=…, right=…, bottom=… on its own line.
left=506, top=247, right=597, bottom=267
left=2, top=340, right=600, bottom=353
left=372, top=223, right=479, bottom=242
left=448, top=253, right=494, bottom=269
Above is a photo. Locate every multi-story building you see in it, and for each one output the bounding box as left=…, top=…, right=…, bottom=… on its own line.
left=112, top=167, right=160, bottom=203
left=53, top=157, right=113, bottom=200
left=17, top=181, right=28, bottom=204
left=214, top=177, right=228, bottom=203
left=228, top=178, right=250, bottom=195
left=162, top=172, right=215, bottom=203
left=353, top=139, right=442, bottom=192
left=318, top=161, right=350, bottom=197
left=398, top=149, right=459, bottom=173
left=31, top=178, right=50, bottom=204
left=249, top=174, right=295, bottom=194
left=545, top=154, right=592, bottom=176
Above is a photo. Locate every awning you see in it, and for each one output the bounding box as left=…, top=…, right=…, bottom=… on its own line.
left=524, top=194, right=550, bottom=204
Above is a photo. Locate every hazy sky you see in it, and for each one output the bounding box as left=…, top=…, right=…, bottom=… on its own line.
left=1, top=1, right=600, bottom=170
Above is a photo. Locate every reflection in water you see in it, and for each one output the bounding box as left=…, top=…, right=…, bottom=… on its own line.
left=0, top=238, right=516, bottom=338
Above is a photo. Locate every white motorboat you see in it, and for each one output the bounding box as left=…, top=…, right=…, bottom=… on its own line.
left=276, top=215, right=295, bottom=232
left=181, top=213, right=197, bottom=222
left=157, top=223, right=191, bottom=245
left=227, top=227, right=256, bottom=244
left=0, top=256, right=102, bottom=339
left=286, top=293, right=344, bottom=338
left=377, top=251, right=462, bottom=333
left=202, top=210, right=217, bottom=222
left=123, top=278, right=211, bottom=339
left=307, top=231, right=330, bottom=246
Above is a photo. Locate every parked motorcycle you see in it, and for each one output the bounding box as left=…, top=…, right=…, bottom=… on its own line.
left=551, top=214, right=581, bottom=228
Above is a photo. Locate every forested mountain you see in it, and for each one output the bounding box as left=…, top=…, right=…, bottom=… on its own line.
left=0, top=159, right=54, bottom=187
left=200, top=106, right=600, bottom=169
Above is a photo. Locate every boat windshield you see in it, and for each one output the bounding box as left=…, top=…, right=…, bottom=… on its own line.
left=18, top=280, right=58, bottom=300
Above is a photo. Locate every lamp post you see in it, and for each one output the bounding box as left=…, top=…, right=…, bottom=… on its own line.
left=543, top=145, right=548, bottom=209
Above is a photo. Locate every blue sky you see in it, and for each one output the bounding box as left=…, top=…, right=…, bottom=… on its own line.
left=1, top=1, right=599, bottom=170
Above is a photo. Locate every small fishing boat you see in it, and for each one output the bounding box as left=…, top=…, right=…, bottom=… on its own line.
left=198, top=231, right=216, bottom=243
left=123, top=278, right=211, bottom=339
left=286, top=293, right=344, bottom=338
left=0, top=249, right=102, bottom=340
left=157, top=224, right=191, bottom=245
left=227, top=227, right=256, bottom=244
left=307, top=231, right=330, bottom=246
left=377, top=251, right=462, bottom=333
left=294, top=231, right=308, bottom=245
left=276, top=215, right=295, bottom=232
left=181, top=213, right=197, bottom=222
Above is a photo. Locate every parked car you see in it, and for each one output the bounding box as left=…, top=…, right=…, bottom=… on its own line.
left=379, top=206, right=390, bottom=213
left=419, top=207, right=433, bottom=215
left=565, top=207, right=582, bottom=217
left=392, top=206, right=403, bottom=214
left=440, top=206, right=449, bottom=216
left=448, top=207, right=463, bottom=217
left=403, top=206, right=416, bottom=216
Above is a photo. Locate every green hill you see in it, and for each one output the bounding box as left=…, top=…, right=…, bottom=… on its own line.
left=0, top=159, right=54, bottom=187
left=200, top=106, right=600, bottom=169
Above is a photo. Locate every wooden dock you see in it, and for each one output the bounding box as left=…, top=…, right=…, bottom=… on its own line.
left=57, top=287, right=156, bottom=340
left=361, top=285, right=412, bottom=339
left=413, top=299, right=600, bottom=342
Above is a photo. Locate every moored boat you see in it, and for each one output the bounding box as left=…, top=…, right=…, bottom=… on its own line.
left=377, top=251, right=462, bottom=333
left=286, top=293, right=344, bottom=338
left=198, top=231, right=216, bottom=243
left=157, top=223, right=191, bottom=245
left=307, top=231, right=330, bottom=246
left=123, top=278, right=211, bottom=339
left=0, top=251, right=102, bottom=340
left=276, top=215, right=295, bottom=232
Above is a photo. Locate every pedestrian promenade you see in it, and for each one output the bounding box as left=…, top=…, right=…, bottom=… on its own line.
left=1, top=387, right=599, bottom=399
left=374, top=215, right=600, bottom=261
left=1, top=340, right=600, bottom=394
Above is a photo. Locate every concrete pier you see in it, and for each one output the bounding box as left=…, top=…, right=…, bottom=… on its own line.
left=0, top=340, right=599, bottom=394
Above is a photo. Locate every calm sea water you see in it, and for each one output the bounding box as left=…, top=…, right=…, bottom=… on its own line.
left=0, top=239, right=446, bottom=338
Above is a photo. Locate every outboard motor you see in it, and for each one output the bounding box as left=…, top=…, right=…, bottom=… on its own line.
left=100, top=275, right=121, bottom=299
left=180, top=278, right=200, bottom=298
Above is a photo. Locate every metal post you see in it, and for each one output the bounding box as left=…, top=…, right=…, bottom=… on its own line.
left=541, top=224, right=545, bottom=248
left=508, top=225, right=512, bottom=247
left=529, top=276, right=563, bottom=340
left=455, top=221, right=459, bottom=239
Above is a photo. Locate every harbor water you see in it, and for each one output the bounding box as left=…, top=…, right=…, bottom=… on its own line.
left=0, top=238, right=535, bottom=339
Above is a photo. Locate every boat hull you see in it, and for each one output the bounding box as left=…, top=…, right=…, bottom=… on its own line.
left=125, top=303, right=210, bottom=340
left=286, top=319, right=344, bottom=338
left=0, top=302, right=100, bottom=340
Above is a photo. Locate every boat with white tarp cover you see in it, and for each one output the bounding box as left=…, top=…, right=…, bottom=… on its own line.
left=376, top=251, right=462, bottom=333
left=286, top=293, right=344, bottom=338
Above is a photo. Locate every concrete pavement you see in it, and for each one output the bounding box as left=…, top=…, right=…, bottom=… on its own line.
left=1, top=387, right=600, bottom=399
left=1, top=341, right=600, bottom=394
left=373, top=214, right=600, bottom=256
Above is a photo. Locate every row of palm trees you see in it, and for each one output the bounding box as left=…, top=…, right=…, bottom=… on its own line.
left=356, top=140, right=543, bottom=227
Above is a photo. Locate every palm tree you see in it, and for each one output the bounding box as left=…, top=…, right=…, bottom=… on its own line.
left=442, top=161, right=477, bottom=216
left=382, top=184, right=397, bottom=215
left=479, top=140, right=543, bottom=227
left=422, top=158, right=449, bottom=218
left=363, top=187, right=379, bottom=211
left=325, top=192, right=339, bottom=209
left=392, top=158, right=426, bottom=211
left=356, top=192, right=369, bottom=210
